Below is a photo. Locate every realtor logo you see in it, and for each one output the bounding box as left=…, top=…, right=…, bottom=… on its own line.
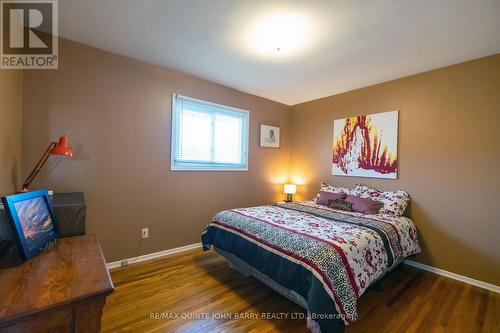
left=1, top=0, right=58, bottom=69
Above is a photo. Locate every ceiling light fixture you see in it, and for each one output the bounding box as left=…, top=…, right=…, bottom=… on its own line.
left=247, top=12, right=311, bottom=57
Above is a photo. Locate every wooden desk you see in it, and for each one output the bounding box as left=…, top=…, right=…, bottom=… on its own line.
left=0, top=235, right=113, bottom=333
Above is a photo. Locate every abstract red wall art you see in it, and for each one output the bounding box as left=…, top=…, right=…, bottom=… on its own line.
left=332, top=110, right=398, bottom=179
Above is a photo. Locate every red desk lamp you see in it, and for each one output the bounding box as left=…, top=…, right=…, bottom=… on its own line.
left=21, top=135, right=74, bottom=192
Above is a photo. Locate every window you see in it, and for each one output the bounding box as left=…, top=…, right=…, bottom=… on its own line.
left=171, top=94, right=249, bottom=171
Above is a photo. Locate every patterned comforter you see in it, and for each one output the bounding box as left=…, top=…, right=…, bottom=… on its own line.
left=201, top=201, right=420, bottom=331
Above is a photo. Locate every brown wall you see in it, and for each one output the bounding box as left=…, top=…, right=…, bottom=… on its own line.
left=20, top=38, right=499, bottom=284
left=0, top=70, right=23, bottom=196
left=22, top=39, right=290, bottom=262
left=289, top=55, right=500, bottom=285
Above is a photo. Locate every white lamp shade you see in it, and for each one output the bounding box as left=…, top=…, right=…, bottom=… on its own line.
left=284, top=184, right=297, bottom=194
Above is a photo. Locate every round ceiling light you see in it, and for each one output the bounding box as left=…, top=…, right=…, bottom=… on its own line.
left=247, top=12, right=311, bottom=57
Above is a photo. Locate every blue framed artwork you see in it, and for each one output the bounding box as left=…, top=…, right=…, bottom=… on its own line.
left=1, top=190, right=60, bottom=260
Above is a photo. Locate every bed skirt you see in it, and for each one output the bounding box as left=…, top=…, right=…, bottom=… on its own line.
left=214, top=247, right=343, bottom=333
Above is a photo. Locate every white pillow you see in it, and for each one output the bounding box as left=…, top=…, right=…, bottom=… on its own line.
left=315, top=181, right=353, bottom=200
left=354, top=184, right=409, bottom=216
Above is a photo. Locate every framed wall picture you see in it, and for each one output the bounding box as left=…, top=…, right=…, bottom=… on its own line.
left=1, top=190, right=60, bottom=260
left=332, top=110, right=398, bottom=179
left=260, top=125, right=280, bottom=148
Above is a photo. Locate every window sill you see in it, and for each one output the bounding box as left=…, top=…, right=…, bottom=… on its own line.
left=170, top=166, right=248, bottom=172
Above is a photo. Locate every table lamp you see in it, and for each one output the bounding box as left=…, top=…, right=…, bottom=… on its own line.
left=21, top=135, right=74, bottom=192
left=284, top=184, right=296, bottom=202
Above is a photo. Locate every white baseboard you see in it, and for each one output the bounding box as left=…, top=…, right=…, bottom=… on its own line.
left=404, top=259, right=499, bottom=293
left=107, top=242, right=202, bottom=269
left=106, top=245, right=498, bottom=293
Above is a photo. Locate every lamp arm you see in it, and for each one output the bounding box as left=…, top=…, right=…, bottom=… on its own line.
left=21, top=142, right=57, bottom=192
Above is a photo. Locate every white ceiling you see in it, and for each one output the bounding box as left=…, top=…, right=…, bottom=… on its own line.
left=58, top=0, right=500, bottom=105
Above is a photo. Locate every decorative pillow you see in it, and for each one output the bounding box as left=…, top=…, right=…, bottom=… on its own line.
left=316, top=191, right=347, bottom=206
left=354, top=184, right=409, bottom=216
left=319, top=181, right=352, bottom=194
left=344, top=195, right=384, bottom=215
left=315, top=181, right=352, bottom=201
left=327, top=199, right=353, bottom=212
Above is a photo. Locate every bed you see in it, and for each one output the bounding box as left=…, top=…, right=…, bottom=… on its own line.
left=201, top=200, right=420, bottom=332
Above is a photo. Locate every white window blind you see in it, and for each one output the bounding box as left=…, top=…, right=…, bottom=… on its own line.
left=171, top=94, right=249, bottom=170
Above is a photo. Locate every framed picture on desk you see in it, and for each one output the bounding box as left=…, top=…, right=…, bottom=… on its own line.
left=1, top=190, right=60, bottom=260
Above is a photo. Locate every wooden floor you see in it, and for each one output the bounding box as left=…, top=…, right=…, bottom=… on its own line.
left=102, top=249, right=499, bottom=333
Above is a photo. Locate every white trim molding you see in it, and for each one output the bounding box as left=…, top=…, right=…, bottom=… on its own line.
left=107, top=242, right=202, bottom=269
left=405, top=260, right=499, bottom=293
left=106, top=245, right=499, bottom=294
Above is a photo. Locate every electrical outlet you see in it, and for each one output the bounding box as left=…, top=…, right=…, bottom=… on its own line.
left=142, top=228, right=149, bottom=239
left=121, top=260, right=129, bottom=267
